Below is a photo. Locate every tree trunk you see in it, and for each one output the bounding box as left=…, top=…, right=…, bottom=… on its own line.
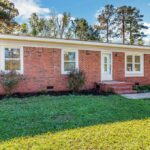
left=60, top=25, right=64, bottom=39
left=129, top=22, right=134, bottom=45
left=122, top=13, right=125, bottom=44
left=129, top=23, right=132, bottom=44
left=106, top=21, right=109, bottom=43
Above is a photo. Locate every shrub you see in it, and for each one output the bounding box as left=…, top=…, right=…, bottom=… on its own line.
left=134, top=85, right=150, bottom=93
left=0, top=71, right=24, bottom=95
left=67, top=69, right=85, bottom=93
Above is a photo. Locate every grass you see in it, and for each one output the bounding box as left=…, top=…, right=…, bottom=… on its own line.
left=0, top=95, right=150, bottom=149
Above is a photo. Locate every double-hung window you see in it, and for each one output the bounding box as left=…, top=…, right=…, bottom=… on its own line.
left=125, top=53, right=144, bottom=77
left=62, top=49, right=78, bottom=74
left=0, top=47, right=23, bottom=74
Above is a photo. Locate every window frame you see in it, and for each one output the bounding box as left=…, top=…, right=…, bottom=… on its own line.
left=61, top=49, right=79, bottom=74
left=0, top=46, right=24, bottom=74
left=125, top=52, right=144, bottom=77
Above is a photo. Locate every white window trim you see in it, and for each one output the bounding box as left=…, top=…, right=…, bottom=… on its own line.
left=0, top=46, right=24, bottom=74
left=61, top=49, right=79, bottom=75
left=125, top=52, right=144, bottom=77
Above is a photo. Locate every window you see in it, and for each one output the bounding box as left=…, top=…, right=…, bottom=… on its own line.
left=62, top=49, right=78, bottom=74
left=5, top=48, right=21, bottom=71
left=0, top=47, right=23, bottom=74
left=125, top=53, right=143, bottom=77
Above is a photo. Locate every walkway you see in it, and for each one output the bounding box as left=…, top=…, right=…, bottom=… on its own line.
left=122, top=93, right=150, bottom=99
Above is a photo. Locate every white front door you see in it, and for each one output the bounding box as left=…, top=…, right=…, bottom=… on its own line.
left=101, top=52, right=112, bottom=81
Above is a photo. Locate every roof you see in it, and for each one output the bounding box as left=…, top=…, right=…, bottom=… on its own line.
left=0, top=34, right=150, bottom=50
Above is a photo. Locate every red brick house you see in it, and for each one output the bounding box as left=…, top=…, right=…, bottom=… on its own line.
left=0, top=34, right=150, bottom=94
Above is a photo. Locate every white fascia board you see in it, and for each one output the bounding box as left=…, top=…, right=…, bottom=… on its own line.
left=0, top=34, right=150, bottom=50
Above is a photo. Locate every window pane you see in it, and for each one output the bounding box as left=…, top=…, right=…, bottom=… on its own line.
left=104, top=64, right=107, bottom=72
left=5, top=48, right=20, bottom=58
left=135, top=56, right=140, bottom=63
left=104, top=57, right=107, bottom=64
left=64, top=51, right=75, bottom=61
left=64, top=62, right=76, bottom=71
left=5, top=48, right=10, bottom=58
left=109, top=64, right=111, bottom=74
left=127, top=55, right=132, bottom=63
left=127, top=64, right=133, bottom=71
left=135, top=64, right=141, bottom=71
left=5, top=60, right=20, bottom=70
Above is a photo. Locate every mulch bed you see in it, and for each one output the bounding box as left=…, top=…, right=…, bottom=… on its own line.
left=0, top=89, right=113, bottom=100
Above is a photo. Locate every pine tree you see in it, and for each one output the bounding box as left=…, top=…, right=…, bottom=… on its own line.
left=116, top=6, right=129, bottom=44
left=126, top=8, right=147, bottom=44
left=116, top=6, right=147, bottom=44
left=96, top=5, right=115, bottom=43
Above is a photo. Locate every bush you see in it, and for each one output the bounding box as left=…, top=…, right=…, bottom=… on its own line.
left=134, top=85, right=150, bottom=93
left=67, top=69, right=85, bottom=93
left=0, top=71, right=24, bottom=95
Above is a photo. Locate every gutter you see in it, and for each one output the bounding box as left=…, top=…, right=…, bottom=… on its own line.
left=0, top=34, right=150, bottom=50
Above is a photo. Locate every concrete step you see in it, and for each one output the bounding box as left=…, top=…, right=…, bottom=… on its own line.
left=110, top=85, right=133, bottom=91
left=104, top=83, right=134, bottom=87
left=115, top=90, right=137, bottom=94
left=98, top=81, right=136, bottom=95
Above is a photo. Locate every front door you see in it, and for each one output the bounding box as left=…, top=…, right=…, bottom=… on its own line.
left=101, top=52, right=112, bottom=81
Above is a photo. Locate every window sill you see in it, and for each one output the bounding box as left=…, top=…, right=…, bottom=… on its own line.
left=61, top=71, right=70, bottom=75
left=2, top=70, right=24, bottom=75
left=125, top=73, right=144, bottom=77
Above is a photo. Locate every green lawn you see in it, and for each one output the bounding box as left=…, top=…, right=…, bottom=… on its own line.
left=0, top=95, right=150, bottom=149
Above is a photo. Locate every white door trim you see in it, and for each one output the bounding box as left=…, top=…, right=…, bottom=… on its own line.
left=101, top=51, right=113, bottom=81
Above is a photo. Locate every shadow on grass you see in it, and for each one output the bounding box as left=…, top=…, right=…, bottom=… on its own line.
left=0, top=95, right=150, bottom=142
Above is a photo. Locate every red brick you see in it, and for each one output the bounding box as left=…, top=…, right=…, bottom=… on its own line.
left=0, top=48, right=149, bottom=95
left=113, top=52, right=150, bottom=85
left=0, top=47, right=101, bottom=94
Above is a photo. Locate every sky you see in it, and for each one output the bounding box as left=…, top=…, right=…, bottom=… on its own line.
left=10, top=0, right=150, bottom=43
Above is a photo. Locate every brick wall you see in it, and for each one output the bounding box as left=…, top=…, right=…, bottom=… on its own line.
left=79, top=50, right=101, bottom=89
left=113, top=52, right=150, bottom=85
left=0, top=47, right=101, bottom=94
left=0, top=48, right=150, bottom=95
left=113, top=52, right=125, bottom=81
left=18, top=47, right=68, bottom=93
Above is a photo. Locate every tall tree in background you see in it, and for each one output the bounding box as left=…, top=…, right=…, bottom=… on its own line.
left=65, top=20, right=74, bottom=39
left=29, top=11, right=72, bottom=38
left=116, top=6, right=129, bottom=44
left=116, top=6, right=147, bottom=44
left=41, top=10, right=58, bottom=38
left=20, top=23, right=28, bottom=34
left=1, top=1, right=147, bottom=45
left=96, top=5, right=115, bottom=43
left=73, top=18, right=89, bottom=40
left=29, top=13, right=40, bottom=36
left=87, top=25, right=100, bottom=41
left=58, top=12, right=71, bottom=38
left=126, top=8, right=147, bottom=45
left=29, top=13, right=46, bottom=36
left=47, top=11, right=72, bottom=38
left=0, top=0, right=19, bottom=33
